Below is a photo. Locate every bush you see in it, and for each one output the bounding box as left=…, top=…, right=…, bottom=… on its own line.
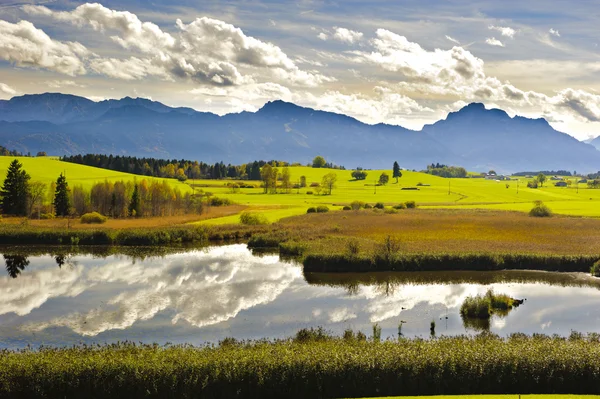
left=393, top=203, right=406, bottom=210
left=342, top=206, right=351, bottom=211
left=80, top=212, right=108, bottom=224
left=209, top=197, right=233, bottom=206
left=239, top=212, right=268, bottom=225
left=529, top=201, right=552, bottom=217
left=350, top=201, right=365, bottom=210
left=306, top=191, right=313, bottom=195
left=374, top=202, right=385, bottom=209
left=40, top=213, right=55, bottom=220
left=591, top=260, right=600, bottom=277
left=405, top=200, right=417, bottom=209
left=307, top=207, right=317, bottom=213
left=316, top=205, right=329, bottom=213
left=364, top=203, right=372, bottom=209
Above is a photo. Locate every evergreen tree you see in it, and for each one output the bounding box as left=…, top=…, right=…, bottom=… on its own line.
left=128, top=184, right=141, bottom=217
left=393, top=161, right=402, bottom=183
left=0, top=159, right=30, bottom=216
left=53, top=173, right=71, bottom=217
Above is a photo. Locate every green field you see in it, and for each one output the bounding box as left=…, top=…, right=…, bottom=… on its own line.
left=0, top=158, right=596, bottom=223
left=0, top=157, right=192, bottom=193
left=188, top=166, right=599, bottom=223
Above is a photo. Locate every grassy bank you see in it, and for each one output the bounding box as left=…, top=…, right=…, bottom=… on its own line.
left=2, top=333, right=600, bottom=398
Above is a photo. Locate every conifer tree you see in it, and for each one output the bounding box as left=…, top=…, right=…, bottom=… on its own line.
left=53, top=173, right=71, bottom=217
left=393, top=161, right=402, bottom=183
left=0, top=159, right=30, bottom=216
left=128, top=184, right=141, bottom=217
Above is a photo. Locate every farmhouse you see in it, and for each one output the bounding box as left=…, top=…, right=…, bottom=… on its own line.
left=555, top=181, right=568, bottom=187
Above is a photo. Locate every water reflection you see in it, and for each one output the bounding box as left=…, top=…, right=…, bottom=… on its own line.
left=4, top=255, right=29, bottom=278
left=0, top=245, right=599, bottom=348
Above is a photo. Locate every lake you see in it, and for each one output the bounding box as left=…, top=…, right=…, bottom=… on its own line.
left=1, top=244, right=600, bottom=348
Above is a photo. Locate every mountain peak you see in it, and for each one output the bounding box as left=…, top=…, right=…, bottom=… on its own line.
left=258, top=100, right=304, bottom=113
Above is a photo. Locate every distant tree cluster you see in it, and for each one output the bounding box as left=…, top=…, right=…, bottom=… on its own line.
left=514, top=170, right=572, bottom=177
left=424, top=164, right=467, bottom=178
left=351, top=168, right=368, bottom=180
left=0, top=146, right=23, bottom=157
left=0, top=159, right=204, bottom=219
left=61, top=154, right=292, bottom=181
left=311, top=156, right=345, bottom=170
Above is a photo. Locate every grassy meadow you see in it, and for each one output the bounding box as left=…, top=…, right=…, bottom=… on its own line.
left=0, top=156, right=192, bottom=193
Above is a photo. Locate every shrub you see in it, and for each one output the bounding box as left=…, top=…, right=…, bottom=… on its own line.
left=527, top=180, right=539, bottom=189
left=393, top=203, right=406, bottom=210
left=239, top=212, right=268, bottom=225
left=591, top=260, right=600, bottom=277
left=384, top=208, right=398, bottom=214
left=40, top=213, right=55, bottom=219
left=342, top=206, right=351, bottom=211
left=350, top=201, right=365, bottom=210
left=364, top=203, right=372, bottom=209
left=294, top=327, right=331, bottom=343
left=529, top=200, right=552, bottom=217
left=307, top=207, right=317, bottom=213
left=309, top=182, right=320, bottom=187
left=209, top=197, right=232, bottom=206
left=374, top=202, right=385, bottom=209
left=306, top=191, right=313, bottom=195
left=405, top=200, right=417, bottom=209
left=316, top=205, right=329, bottom=213
left=80, top=212, right=107, bottom=224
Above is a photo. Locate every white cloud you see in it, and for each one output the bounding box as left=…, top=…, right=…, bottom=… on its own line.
left=318, top=32, right=328, bottom=40
left=0, top=20, right=89, bottom=76
left=486, top=37, right=505, bottom=47
left=549, top=28, right=561, bottom=37
left=22, top=245, right=302, bottom=336
left=24, top=3, right=331, bottom=87
left=45, top=80, right=86, bottom=89
left=445, top=35, right=460, bottom=44
left=488, top=25, right=516, bottom=38
left=332, top=27, right=363, bottom=44
left=0, top=83, right=17, bottom=95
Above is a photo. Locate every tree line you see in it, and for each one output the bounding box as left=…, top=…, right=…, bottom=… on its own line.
left=424, top=164, right=467, bottom=178
left=0, top=159, right=203, bottom=218
left=61, top=154, right=298, bottom=181
left=61, top=154, right=345, bottom=181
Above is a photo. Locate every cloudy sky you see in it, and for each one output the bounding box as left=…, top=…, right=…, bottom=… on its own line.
left=1, top=1, right=600, bottom=139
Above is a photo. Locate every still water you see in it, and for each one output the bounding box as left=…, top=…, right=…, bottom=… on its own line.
left=1, top=244, right=600, bottom=348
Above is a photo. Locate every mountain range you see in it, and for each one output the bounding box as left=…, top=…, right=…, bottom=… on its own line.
left=0, top=93, right=599, bottom=173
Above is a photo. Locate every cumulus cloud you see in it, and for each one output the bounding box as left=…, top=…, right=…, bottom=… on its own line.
left=332, top=27, right=363, bottom=44
left=445, top=35, right=460, bottom=44
left=24, top=3, right=331, bottom=87
left=22, top=245, right=301, bottom=336
left=318, top=32, right=328, bottom=40
left=549, top=28, right=561, bottom=37
left=0, top=20, right=89, bottom=76
left=349, top=28, right=600, bottom=125
left=488, top=25, right=516, bottom=38
left=0, top=83, right=17, bottom=95
left=486, top=37, right=505, bottom=47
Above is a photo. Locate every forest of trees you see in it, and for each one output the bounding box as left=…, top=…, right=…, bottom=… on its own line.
left=61, top=154, right=296, bottom=181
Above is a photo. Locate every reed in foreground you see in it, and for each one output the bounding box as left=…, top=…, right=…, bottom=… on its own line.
left=2, top=333, right=600, bottom=398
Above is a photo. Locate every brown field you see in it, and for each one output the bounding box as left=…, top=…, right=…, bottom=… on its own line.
left=273, top=209, right=600, bottom=255
left=2, top=205, right=246, bottom=230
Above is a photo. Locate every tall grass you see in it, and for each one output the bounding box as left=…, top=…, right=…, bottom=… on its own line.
left=2, top=334, right=600, bottom=398
left=302, top=252, right=598, bottom=273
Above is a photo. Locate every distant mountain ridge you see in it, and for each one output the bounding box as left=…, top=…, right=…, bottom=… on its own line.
left=0, top=93, right=598, bottom=173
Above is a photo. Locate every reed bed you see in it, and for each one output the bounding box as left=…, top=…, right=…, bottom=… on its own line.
left=302, top=252, right=598, bottom=273
left=2, top=334, right=600, bottom=398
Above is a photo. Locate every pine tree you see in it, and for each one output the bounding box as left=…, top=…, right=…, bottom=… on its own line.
left=393, top=161, right=402, bottom=183
left=0, top=159, right=30, bottom=216
left=128, top=184, right=141, bottom=217
left=53, top=173, right=71, bottom=217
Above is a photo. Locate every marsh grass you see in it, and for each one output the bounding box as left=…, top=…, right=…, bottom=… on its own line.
left=3, top=334, right=600, bottom=398
left=461, top=289, right=521, bottom=320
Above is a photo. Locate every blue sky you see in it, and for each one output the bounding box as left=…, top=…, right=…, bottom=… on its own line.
left=1, top=0, right=600, bottom=139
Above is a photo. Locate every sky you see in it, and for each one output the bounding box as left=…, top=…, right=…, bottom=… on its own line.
left=1, top=0, right=600, bottom=140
